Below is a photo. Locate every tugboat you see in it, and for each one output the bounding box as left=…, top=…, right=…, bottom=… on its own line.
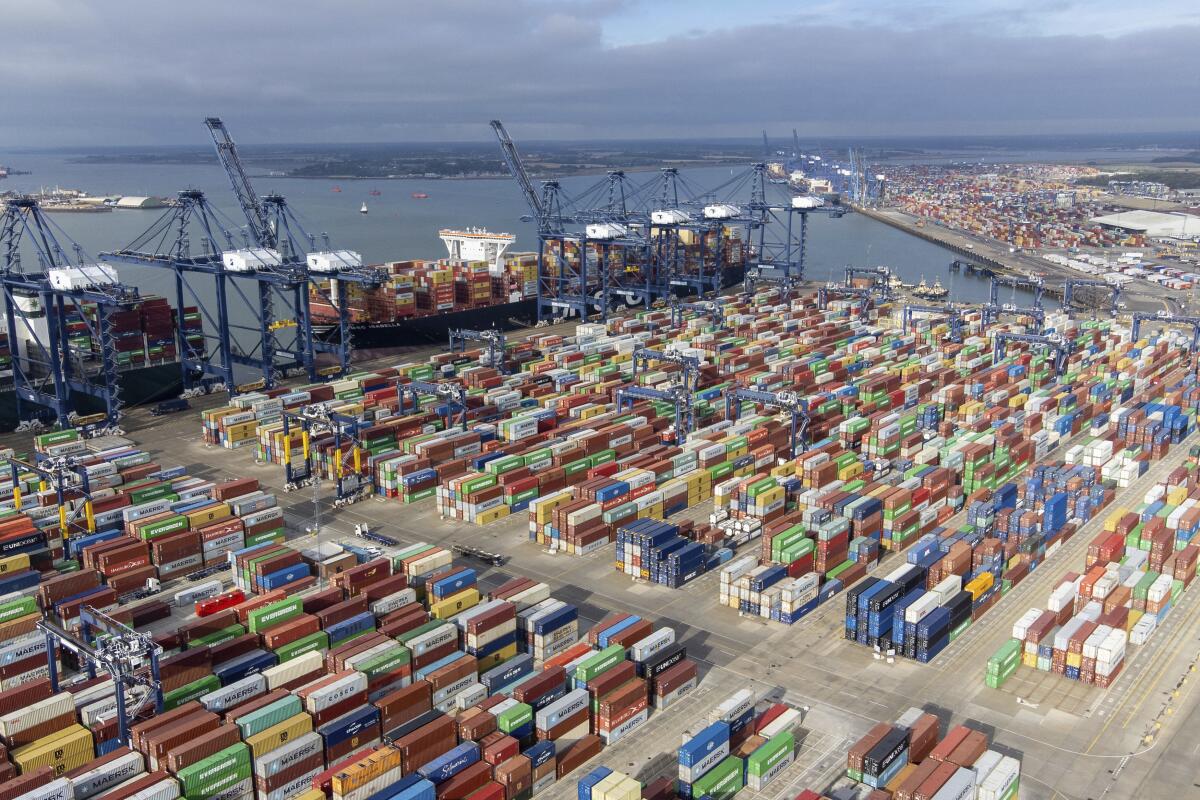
left=913, top=276, right=949, bottom=300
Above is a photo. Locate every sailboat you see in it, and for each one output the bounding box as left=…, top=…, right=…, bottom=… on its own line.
left=360, top=202, right=368, bottom=215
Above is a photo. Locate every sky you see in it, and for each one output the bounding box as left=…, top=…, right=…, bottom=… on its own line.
left=1, top=0, right=1197, bottom=146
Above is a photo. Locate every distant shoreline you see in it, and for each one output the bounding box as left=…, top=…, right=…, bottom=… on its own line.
left=253, top=159, right=749, bottom=181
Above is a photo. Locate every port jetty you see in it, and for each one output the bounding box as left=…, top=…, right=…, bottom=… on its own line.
left=853, top=203, right=1171, bottom=312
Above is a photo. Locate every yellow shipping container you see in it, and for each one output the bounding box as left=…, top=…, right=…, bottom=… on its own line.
left=431, top=588, right=481, bottom=619
left=245, top=713, right=313, bottom=760
left=477, top=643, right=519, bottom=673
left=964, top=572, right=994, bottom=600
left=13, top=724, right=94, bottom=776
left=185, top=503, right=232, bottom=528
left=0, top=553, right=31, bottom=575
left=1103, top=507, right=1127, bottom=533
left=333, top=747, right=405, bottom=796
left=838, top=461, right=864, bottom=482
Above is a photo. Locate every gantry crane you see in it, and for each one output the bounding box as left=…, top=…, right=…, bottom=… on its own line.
left=649, top=168, right=746, bottom=298
left=396, top=380, right=470, bottom=431
left=631, top=347, right=702, bottom=392
left=1, top=197, right=140, bottom=431
left=992, top=331, right=1070, bottom=375
left=902, top=304, right=965, bottom=343
left=669, top=297, right=725, bottom=330
left=723, top=386, right=811, bottom=457
left=492, top=120, right=653, bottom=323
left=7, top=453, right=96, bottom=546
left=616, top=383, right=694, bottom=445
left=844, top=266, right=894, bottom=301
left=449, top=328, right=509, bottom=374
left=818, top=284, right=874, bottom=313
left=280, top=403, right=371, bottom=505
left=981, top=303, right=1045, bottom=334
left=1131, top=311, right=1200, bottom=351
left=1063, top=279, right=1122, bottom=317
left=989, top=275, right=1045, bottom=308
left=40, top=605, right=163, bottom=747
left=205, top=117, right=386, bottom=379
left=104, top=188, right=240, bottom=395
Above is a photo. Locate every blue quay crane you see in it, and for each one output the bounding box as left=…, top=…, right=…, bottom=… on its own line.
left=992, top=331, right=1070, bottom=376
left=743, top=164, right=844, bottom=290
left=1, top=197, right=140, bottom=432
left=205, top=117, right=386, bottom=380
left=617, top=383, right=694, bottom=445
left=1131, top=311, right=1200, bottom=352
left=103, top=188, right=243, bottom=394
left=902, top=304, right=965, bottom=343
left=449, top=328, right=508, bottom=374
left=492, top=120, right=655, bottom=323
left=1063, top=279, right=1122, bottom=317
left=649, top=168, right=751, bottom=299
left=723, top=386, right=810, bottom=458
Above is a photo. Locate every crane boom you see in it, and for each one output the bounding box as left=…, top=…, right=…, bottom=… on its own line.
left=490, top=120, right=544, bottom=222
left=205, top=117, right=272, bottom=247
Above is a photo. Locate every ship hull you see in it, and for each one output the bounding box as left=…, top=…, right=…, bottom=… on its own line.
left=0, top=362, right=186, bottom=432
left=330, top=264, right=746, bottom=350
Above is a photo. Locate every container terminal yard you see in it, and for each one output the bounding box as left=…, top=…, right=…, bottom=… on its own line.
left=5, top=124, right=1200, bottom=800
left=5, top=272, right=1200, bottom=800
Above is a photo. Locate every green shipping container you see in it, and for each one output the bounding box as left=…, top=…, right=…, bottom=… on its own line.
left=689, top=755, right=744, bottom=800
left=190, top=623, right=247, bottom=648
left=0, top=596, right=38, bottom=625
left=176, top=742, right=251, bottom=797
left=35, top=429, right=80, bottom=448
left=247, top=597, right=303, bottom=633
left=274, top=631, right=329, bottom=662
left=140, top=514, right=188, bottom=540
left=164, top=675, right=221, bottom=711
left=574, top=644, right=626, bottom=685
left=359, top=644, right=411, bottom=679
left=497, top=702, right=533, bottom=733
left=747, top=731, right=794, bottom=777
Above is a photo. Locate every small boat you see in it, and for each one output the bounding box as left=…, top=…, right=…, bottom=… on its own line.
left=360, top=202, right=368, bottom=214
left=411, top=192, right=429, bottom=199
left=912, top=276, right=949, bottom=300
left=369, top=189, right=382, bottom=196
left=332, top=186, right=342, bottom=193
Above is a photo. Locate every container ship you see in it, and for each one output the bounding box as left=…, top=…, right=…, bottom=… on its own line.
left=309, top=227, right=747, bottom=348
left=0, top=295, right=203, bottom=428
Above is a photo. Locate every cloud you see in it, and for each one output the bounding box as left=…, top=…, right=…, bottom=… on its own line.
left=0, top=0, right=1196, bottom=145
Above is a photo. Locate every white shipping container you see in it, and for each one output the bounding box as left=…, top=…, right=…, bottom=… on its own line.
left=306, top=671, right=368, bottom=714
left=68, top=749, right=145, bottom=800
left=254, top=730, right=322, bottom=777
left=0, top=692, right=73, bottom=738
left=125, top=779, right=182, bottom=800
